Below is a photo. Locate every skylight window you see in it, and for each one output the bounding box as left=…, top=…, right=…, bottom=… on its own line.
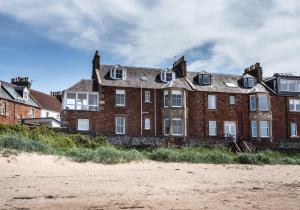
left=224, top=82, right=237, bottom=88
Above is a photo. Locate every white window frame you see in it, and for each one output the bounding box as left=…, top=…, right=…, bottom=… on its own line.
left=289, top=99, right=300, bottom=112
left=144, top=91, right=151, bottom=102
left=208, top=95, right=216, bottom=110
left=115, top=117, right=125, bottom=134
left=116, top=89, right=126, bottom=107
left=260, top=121, right=270, bottom=138
left=164, top=90, right=169, bottom=108
left=77, top=119, right=90, bottom=131
left=258, top=95, right=268, bottom=112
left=29, top=108, right=35, bottom=118
left=208, top=121, right=217, bottom=136
left=250, top=95, right=256, bottom=111
left=171, top=90, right=182, bottom=108
left=144, top=117, right=150, bottom=130
left=251, top=121, right=258, bottom=137
left=110, top=65, right=127, bottom=80
left=64, top=92, right=99, bottom=111
left=160, top=70, right=175, bottom=83
left=280, top=79, right=300, bottom=92
left=229, top=95, right=235, bottom=105
left=172, top=118, right=183, bottom=136
left=291, top=121, right=298, bottom=137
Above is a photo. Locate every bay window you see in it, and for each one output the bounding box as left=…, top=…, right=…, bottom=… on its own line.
left=171, top=90, right=182, bottom=107
left=260, top=121, right=270, bottom=138
left=258, top=95, right=268, bottom=111
left=251, top=121, right=257, bottom=137
left=250, top=95, right=256, bottom=111
left=163, top=118, right=170, bottom=135
left=289, top=99, right=300, bottom=112
left=172, top=118, right=183, bottom=135
left=64, top=92, right=99, bottom=111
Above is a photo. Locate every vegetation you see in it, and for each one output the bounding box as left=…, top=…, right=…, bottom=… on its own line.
left=1, top=124, right=300, bottom=165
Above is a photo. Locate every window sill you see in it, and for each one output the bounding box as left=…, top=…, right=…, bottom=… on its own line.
left=290, top=136, right=299, bottom=138
left=115, top=105, right=126, bottom=107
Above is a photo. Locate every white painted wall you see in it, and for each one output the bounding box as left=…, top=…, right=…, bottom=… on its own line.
left=41, top=109, right=60, bottom=121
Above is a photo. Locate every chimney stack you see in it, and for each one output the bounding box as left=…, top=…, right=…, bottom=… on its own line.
left=51, top=91, right=63, bottom=102
left=244, top=62, right=263, bottom=83
left=11, top=77, right=32, bottom=89
left=92, top=50, right=100, bottom=80
left=173, top=56, right=187, bottom=78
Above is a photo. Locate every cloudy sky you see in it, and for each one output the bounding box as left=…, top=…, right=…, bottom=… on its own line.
left=0, top=0, right=299, bottom=93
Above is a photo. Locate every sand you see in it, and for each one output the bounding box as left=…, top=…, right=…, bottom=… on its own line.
left=1, top=153, right=300, bottom=210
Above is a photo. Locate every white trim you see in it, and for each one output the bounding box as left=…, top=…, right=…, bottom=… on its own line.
left=115, top=117, right=125, bottom=134
left=77, top=119, right=89, bottom=131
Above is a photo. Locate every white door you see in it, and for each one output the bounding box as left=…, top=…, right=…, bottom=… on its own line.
left=224, top=121, right=237, bottom=141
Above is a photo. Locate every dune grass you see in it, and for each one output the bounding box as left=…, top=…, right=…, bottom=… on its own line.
left=0, top=124, right=300, bottom=165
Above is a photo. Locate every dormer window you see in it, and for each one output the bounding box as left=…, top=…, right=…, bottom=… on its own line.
left=23, top=88, right=29, bottom=101
left=196, top=70, right=211, bottom=85
left=242, top=74, right=256, bottom=88
left=110, top=65, right=127, bottom=80
left=160, top=69, right=175, bottom=83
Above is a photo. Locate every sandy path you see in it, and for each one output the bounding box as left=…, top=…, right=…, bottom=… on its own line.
left=0, top=153, right=300, bottom=210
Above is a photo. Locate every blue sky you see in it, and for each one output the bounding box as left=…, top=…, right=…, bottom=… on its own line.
left=0, top=1, right=300, bottom=93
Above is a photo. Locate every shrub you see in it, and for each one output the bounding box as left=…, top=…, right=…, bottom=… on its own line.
left=0, top=134, right=50, bottom=153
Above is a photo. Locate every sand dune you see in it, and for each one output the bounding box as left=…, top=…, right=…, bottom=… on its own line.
left=1, top=153, right=300, bottom=210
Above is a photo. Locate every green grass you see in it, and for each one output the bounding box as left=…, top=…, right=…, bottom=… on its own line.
left=0, top=124, right=300, bottom=165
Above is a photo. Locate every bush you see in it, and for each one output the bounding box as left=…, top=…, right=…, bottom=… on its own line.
left=148, top=147, right=235, bottom=164
left=0, top=134, right=50, bottom=153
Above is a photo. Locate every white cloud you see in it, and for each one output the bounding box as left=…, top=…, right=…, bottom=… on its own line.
left=0, top=0, right=300, bottom=76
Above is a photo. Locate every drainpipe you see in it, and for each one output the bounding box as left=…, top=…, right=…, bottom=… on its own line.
left=154, top=89, right=157, bottom=136
left=285, top=96, right=289, bottom=139
left=140, top=80, right=143, bottom=136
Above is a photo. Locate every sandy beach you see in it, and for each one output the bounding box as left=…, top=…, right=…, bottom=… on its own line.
left=1, top=152, right=300, bottom=210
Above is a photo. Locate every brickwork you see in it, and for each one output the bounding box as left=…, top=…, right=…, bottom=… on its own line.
left=0, top=99, right=41, bottom=124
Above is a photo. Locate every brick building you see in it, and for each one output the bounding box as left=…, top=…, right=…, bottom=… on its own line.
left=61, top=51, right=300, bottom=146
left=0, top=78, right=41, bottom=124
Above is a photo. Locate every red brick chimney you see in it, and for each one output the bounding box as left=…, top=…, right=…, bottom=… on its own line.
left=244, top=63, right=263, bottom=83
left=173, top=56, right=187, bottom=78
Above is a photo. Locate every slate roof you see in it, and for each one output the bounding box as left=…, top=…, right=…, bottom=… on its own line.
left=65, top=64, right=271, bottom=94
left=187, top=72, right=253, bottom=93
left=0, top=80, right=39, bottom=107
left=30, top=89, right=61, bottom=113
left=66, top=79, right=98, bottom=92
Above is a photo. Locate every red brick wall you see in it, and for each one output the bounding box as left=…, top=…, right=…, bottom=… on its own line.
left=61, top=86, right=300, bottom=142
left=188, top=91, right=249, bottom=140
left=0, top=99, right=41, bottom=125
left=62, top=86, right=163, bottom=136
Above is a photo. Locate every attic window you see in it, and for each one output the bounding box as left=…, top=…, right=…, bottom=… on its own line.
left=110, top=65, right=127, bottom=80
left=244, top=78, right=256, bottom=88
left=224, top=82, right=237, bottom=88
left=198, top=74, right=211, bottom=85
left=160, top=69, right=175, bottom=83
